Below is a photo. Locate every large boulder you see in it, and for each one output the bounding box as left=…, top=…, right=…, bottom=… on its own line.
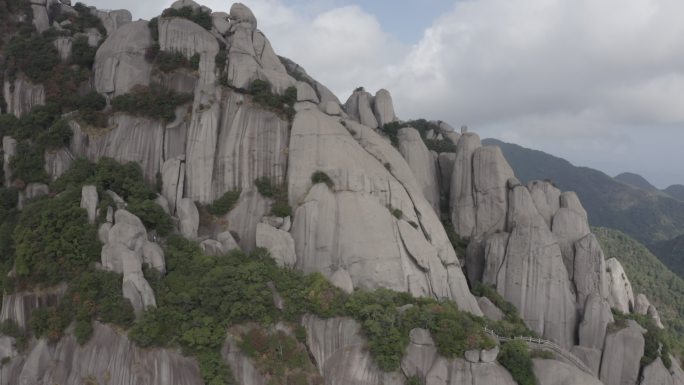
left=449, top=133, right=481, bottom=238
left=255, top=222, right=296, bottom=267
left=372, top=89, right=397, bottom=126
left=80, top=185, right=99, bottom=224
left=397, top=126, right=440, bottom=213
left=93, top=21, right=153, bottom=96
left=641, top=358, right=674, bottom=385
left=528, top=180, right=561, bottom=227
left=533, top=359, right=603, bottom=385
left=94, top=9, right=132, bottom=35
left=177, top=198, right=199, bottom=239
left=599, top=320, right=645, bottom=385
left=572, top=234, right=608, bottom=311
left=471, top=146, right=514, bottom=237
left=605, top=258, right=635, bottom=313
left=122, top=272, right=156, bottom=315
left=3, top=77, right=45, bottom=117
left=344, top=90, right=378, bottom=128
left=578, top=293, right=613, bottom=350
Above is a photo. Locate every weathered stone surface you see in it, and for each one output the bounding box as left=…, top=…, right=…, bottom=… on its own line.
left=533, top=359, right=603, bottom=385
left=600, top=320, right=645, bottom=385
left=330, top=269, right=354, bottom=294
left=226, top=189, right=270, bottom=251
left=573, top=234, right=608, bottom=310
left=155, top=195, right=170, bottom=214
left=161, top=157, right=185, bottom=215
left=80, top=185, right=99, bottom=224
left=402, top=328, right=438, bottom=376
left=578, top=294, right=613, bottom=350
left=200, top=239, right=224, bottom=256
left=0, top=322, right=201, bottom=385
left=220, top=336, right=268, bottom=385
left=94, top=9, right=132, bottom=35
left=3, top=78, right=45, bottom=117
left=464, top=350, right=480, bottom=363
left=472, top=146, right=515, bottom=237
left=44, top=148, right=74, bottom=181
left=560, top=191, right=588, bottom=220
left=211, top=12, right=231, bottom=35
left=552, top=206, right=591, bottom=275
left=70, top=115, right=165, bottom=185
left=322, top=101, right=341, bottom=116
left=142, top=241, right=165, bottom=273
left=605, top=258, right=635, bottom=313
left=344, top=90, right=378, bottom=128
left=570, top=346, right=602, bottom=377
left=480, top=346, right=499, bottom=363
left=450, top=133, right=481, bottom=238
left=0, top=284, right=67, bottom=329
left=647, top=304, right=665, bottom=329
left=528, top=180, right=561, bottom=226
left=54, top=37, right=72, bottom=61
left=123, top=272, right=156, bottom=315
left=303, top=315, right=404, bottom=385
left=296, top=81, right=319, bottom=103
left=177, top=198, right=199, bottom=239
left=211, top=90, right=289, bottom=199
left=32, top=4, right=50, bottom=32
left=94, top=21, right=152, bottom=96
left=98, top=223, right=112, bottom=244
left=372, top=89, right=397, bottom=126
left=217, top=231, right=240, bottom=253
left=438, top=152, right=456, bottom=198
left=18, top=183, right=49, bottom=209
left=425, top=357, right=517, bottom=385
left=641, top=357, right=674, bottom=385
left=2, top=136, right=16, bottom=186
left=255, top=223, right=296, bottom=267
left=398, top=127, right=440, bottom=212
left=279, top=56, right=340, bottom=106
left=288, top=111, right=480, bottom=314
left=229, top=3, right=257, bottom=27
left=495, top=182, right=577, bottom=348
left=477, top=296, right=504, bottom=322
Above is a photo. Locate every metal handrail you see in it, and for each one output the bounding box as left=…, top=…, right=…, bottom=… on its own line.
left=483, top=327, right=593, bottom=375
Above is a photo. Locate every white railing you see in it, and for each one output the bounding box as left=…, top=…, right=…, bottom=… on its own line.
left=483, top=327, right=593, bottom=375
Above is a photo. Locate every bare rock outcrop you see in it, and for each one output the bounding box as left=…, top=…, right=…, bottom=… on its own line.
left=397, top=126, right=440, bottom=212
left=533, top=359, right=603, bottom=385
left=3, top=77, right=45, bottom=117
left=599, top=320, right=645, bottom=385
left=93, top=21, right=153, bottom=96
left=450, top=133, right=481, bottom=238
left=255, top=222, right=296, bottom=267
left=94, top=9, right=132, bottom=35
left=0, top=284, right=67, bottom=329
left=641, top=358, right=675, bottom=385
left=578, top=293, right=613, bottom=350
left=605, top=258, right=635, bottom=313
left=0, top=322, right=201, bottom=385
left=344, top=90, right=378, bottom=128
left=372, top=89, right=397, bottom=126
left=80, top=185, right=99, bottom=224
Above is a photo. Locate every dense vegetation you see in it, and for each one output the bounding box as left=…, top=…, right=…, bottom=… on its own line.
left=206, top=189, right=241, bottom=217
left=497, top=340, right=536, bottom=385
left=146, top=45, right=200, bottom=73
left=594, top=227, right=684, bottom=357
left=161, top=5, right=212, bottom=30
left=111, top=85, right=192, bottom=122
left=380, top=119, right=457, bottom=153
left=255, top=176, right=292, bottom=217
left=472, top=283, right=536, bottom=338
left=248, top=80, right=297, bottom=121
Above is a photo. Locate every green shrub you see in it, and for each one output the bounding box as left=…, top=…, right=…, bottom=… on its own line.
left=36, top=119, right=73, bottom=149
left=9, top=142, right=48, bottom=184
left=271, top=201, right=292, bottom=217
left=93, top=158, right=156, bottom=201
left=406, top=375, right=424, bottom=385
left=63, top=3, right=107, bottom=35
left=71, top=35, right=98, bottom=68
left=74, top=319, right=94, bottom=345
left=111, top=85, right=192, bottom=122
left=311, top=171, right=334, bottom=188
left=255, top=176, right=276, bottom=198
left=392, top=208, right=403, bottom=219
left=154, top=50, right=200, bottom=73
left=254, top=177, right=292, bottom=217
left=380, top=119, right=456, bottom=153
left=148, top=17, right=159, bottom=41
left=0, top=320, right=27, bottom=351
left=5, top=34, right=60, bottom=83
left=498, top=340, right=536, bottom=385
left=248, top=80, right=297, bottom=121
left=76, top=91, right=107, bottom=112
left=128, top=199, right=173, bottom=236
left=530, top=349, right=554, bottom=359
left=161, top=6, right=212, bottom=30
left=207, top=189, right=241, bottom=216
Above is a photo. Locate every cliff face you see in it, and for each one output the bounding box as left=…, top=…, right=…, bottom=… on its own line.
left=0, top=1, right=680, bottom=385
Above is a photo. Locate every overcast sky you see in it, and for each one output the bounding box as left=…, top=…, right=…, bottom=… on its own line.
left=87, top=0, right=684, bottom=188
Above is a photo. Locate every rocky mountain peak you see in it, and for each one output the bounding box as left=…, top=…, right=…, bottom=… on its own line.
left=0, top=1, right=680, bottom=385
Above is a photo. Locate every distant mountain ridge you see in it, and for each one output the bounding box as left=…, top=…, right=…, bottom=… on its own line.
left=614, top=172, right=659, bottom=192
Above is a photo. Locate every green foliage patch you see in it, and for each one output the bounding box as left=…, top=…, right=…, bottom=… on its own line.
left=498, top=340, right=536, bottom=385
left=111, top=85, right=192, bottom=122
left=206, top=189, right=241, bottom=217
left=380, top=119, right=456, bottom=153
left=248, top=80, right=297, bottom=121
left=161, top=6, right=212, bottom=30
left=255, top=177, right=292, bottom=217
